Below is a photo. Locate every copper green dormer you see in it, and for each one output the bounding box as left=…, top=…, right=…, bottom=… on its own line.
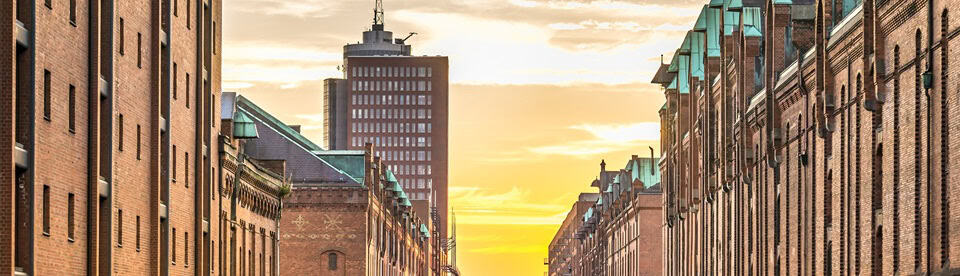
left=233, top=110, right=259, bottom=139
left=401, top=198, right=412, bottom=207
left=742, top=7, right=763, bottom=37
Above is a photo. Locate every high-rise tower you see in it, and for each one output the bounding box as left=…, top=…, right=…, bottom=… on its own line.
left=324, top=0, right=450, bottom=239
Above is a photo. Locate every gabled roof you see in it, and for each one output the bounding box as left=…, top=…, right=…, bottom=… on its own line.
left=236, top=95, right=359, bottom=185
left=237, top=95, right=323, bottom=152
left=625, top=157, right=662, bottom=190
left=651, top=63, right=674, bottom=84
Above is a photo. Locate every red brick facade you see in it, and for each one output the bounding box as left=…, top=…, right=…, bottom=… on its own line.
left=1, top=0, right=287, bottom=275
left=658, top=0, right=960, bottom=274
left=548, top=155, right=663, bottom=276
left=279, top=146, right=440, bottom=276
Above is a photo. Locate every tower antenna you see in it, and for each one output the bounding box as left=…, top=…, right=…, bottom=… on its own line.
left=373, top=0, right=384, bottom=28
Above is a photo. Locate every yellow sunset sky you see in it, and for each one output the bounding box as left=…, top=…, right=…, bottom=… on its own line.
left=222, top=0, right=700, bottom=274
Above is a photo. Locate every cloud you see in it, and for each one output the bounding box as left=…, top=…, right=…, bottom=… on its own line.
left=449, top=186, right=572, bottom=225
left=528, top=122, right=660, bottom=156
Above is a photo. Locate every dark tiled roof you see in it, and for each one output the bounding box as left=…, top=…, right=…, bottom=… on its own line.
left=651, top=63, right=673, bottom=84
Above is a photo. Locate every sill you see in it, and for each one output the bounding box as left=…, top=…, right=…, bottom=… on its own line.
left=70, top=21, right=76, bottom=27
left=42, top=232, right=50, bottom=237
left=136, top=248, right=141, bottom=252
left=44, top=116, right=50, bottom=122
left=67, top=237, right=75, bottom=243
left=69, top=128, right=75, bottom=134
left=117, top=244, right=122, bottom=248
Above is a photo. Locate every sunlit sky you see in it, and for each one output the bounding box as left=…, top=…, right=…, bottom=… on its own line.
left=223, top=0, right=698, bottom=274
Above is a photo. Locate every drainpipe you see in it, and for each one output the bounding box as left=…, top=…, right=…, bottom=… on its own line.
left=926, top=0, right=934, bottom=271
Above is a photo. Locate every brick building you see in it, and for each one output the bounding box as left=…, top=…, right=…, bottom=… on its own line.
left=324, top=3, right=450, bottom=240
left=0, top=0, right=287, bottom=275
left=547, top=155, right=663, bottom=276
left=227, top=93, right=444, bottom=276
left=657, top=0, right=960, bottom=274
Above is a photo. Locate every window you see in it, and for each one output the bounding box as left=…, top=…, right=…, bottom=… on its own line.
left=136, top=215, right=140, bottom=250
left=118, top=114, right=124, bottom=151
left=43, top=70, right=51, bottom=120
left=184, top=232, right=189, bottom=266
left=43, top=185, right=50, bottom=235
left=172, top=228, right=177, bottom=264
left=117, top=209, right=123, bottom=247
left=45, top=0, right=52, bottom=8
left=185, top=152, right=189, bottom=187
left=328, top=253, right=338, bottom=270
left=185, top=73, right=190, bottom=108
left=172, top=145, right=177, bottom=181
left=68, top=193, right=75, bottom=240
left=136, top=125, right=142, bottom=160
left=137, top=33, right=142, bottom=68
left=69, top=0, right=76, bottom=25
left=186, top=0, right=191, bottom=29
left=213, top=21, right=217, bottom=54
left=68, top=85, right=75, bottom=132
left=119, top=18, right=125, bottom=55
left=173, top=63, right=178, bottom=99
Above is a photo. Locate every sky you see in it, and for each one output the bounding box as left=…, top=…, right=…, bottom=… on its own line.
left=222, top=0, right=700, bottom=274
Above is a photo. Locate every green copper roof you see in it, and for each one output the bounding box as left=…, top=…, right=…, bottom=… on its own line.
left=626, top=158, right=662, bottom=189
left=420, top=224, right=431, bottom=238
left=387, top=180, right=402, bottom=192
left=232, top=110, right=259, bottom=139
left=596, top=196, right=603, bottom=205
left=774, top=0, right=792, bottom=4
left=743, top=7, right=763, bottom=37
left=723, top=10, right=740, bottom=36
left=385, top=170, right=398, bottom=183
left=694, top=6, right=708, bottom=31
left=668, top=52, right=680, bottom=73
left=605, top=185, right=613, bottom=193
left=401, top=198, right=412, bottom=207
left=680, top=32, right=692, bottom=53
left=660, top=103, right=667, bottom=111
left=678, top=54, right=690, bottom=94
left=668, top=76, right=678, bottom=90
left=724, top=0, right=742, bottom=10
left=690, top=32, right=705, bottom=78
left=613, top=174, right=620, bottom=184
left=316, top=153, right=366, bottom=183
left=398, top=189, right=408, bottom=199
left=709, top=0, right=724, bottom=7
left=706, top=7, right=721, bottom=57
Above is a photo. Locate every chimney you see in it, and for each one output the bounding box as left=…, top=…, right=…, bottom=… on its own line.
left=600, top=159, right=606, bottom=172
left=649, top=146, right=656, bottom=175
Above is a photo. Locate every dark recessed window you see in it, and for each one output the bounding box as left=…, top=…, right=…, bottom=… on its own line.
left=68, top=193, right=75, bottom=240
left=43, top=70, right=51, bottom=121
left=68, top=85, right=75, bottom=132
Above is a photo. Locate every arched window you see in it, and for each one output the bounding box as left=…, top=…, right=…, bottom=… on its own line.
left=328, top=252, right=338, bottom=271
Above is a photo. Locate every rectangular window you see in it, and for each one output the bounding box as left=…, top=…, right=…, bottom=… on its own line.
left=185, top=152, right=189, bottom=187
left=43, top=185, right=50, bottom=235
left=185, top=73, right=190, bottom=108
left=43, top=70, right=51, bottom=120
left=136, top=125, right=142, bottom=160
left=68, top=85, right=76, bottom=132
left=117, top=209, right=123, bottom=247
left=119, top=18, right=125, bottom=55
left=213, top=21, right=217, bottom=54
left=69, top=0, right=76, bottom=25
left=172, top=228, right=177, bottom=264
left=185, top=232, right=189, bottom=266
left=174, top=0, right=178, bottom=16
left=137, top=33, right=142, bottom=68
left=118, top=114, right=124, bottom=151
left=136, top=215, right=141, bottom=250
left=173, top=63, right=178, bottom=99
left=172, top=145, right=177, bottom=180
left=68, top=193, right=75, bottom=240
